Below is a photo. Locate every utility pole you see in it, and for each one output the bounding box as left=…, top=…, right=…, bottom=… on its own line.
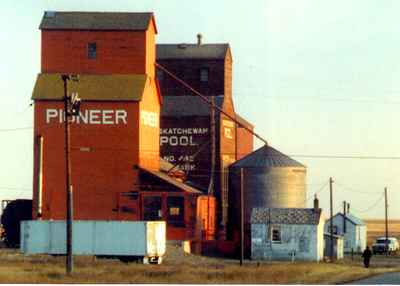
left=207, top=96, right=216, bottom=240
left=61, top=74, right=80, bottom=275
left=343, top=201, right=347, bottom=234
left=329, top=177, right=334, bottom=261
left=385, top=187, right=388, bottom=256
left=240, top=168, right=244, bottom=266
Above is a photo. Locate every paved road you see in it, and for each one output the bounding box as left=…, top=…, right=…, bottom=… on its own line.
left=349, top=272, right=400, bottom=284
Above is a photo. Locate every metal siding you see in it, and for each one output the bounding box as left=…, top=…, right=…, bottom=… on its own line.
left=231, top=167, right=306, bottom=227
left=93, top=221, right=146, bottom=255
left=20, top=220, right=50, bottom=254
left=49, top=221, right=67, bottom=253
left=251, top=223, right=322, bottom=261
left=20, top=220, right=166, bottom=256
left=231, top=145, right=305, bottom=168
left=228, top=145, right=306, bottom=243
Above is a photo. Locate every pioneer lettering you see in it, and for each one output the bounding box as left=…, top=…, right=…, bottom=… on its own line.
left=45, top=109, right=128, bottom=125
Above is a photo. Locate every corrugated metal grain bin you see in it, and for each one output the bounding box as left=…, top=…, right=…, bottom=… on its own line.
left=227, top=145, right=306, bottom=256
left=20, top=220, right=166, bottom=263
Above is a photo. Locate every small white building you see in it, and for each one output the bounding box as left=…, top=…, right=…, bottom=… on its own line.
left=251, top=206, right=324, bottom=261
left=324, top=233, right=344, bottom=260
left=324, top=212, right=367, bottom=253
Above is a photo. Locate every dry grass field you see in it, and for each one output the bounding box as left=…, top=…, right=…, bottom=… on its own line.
left=365, top=219, right=400, bottom=246
left=0, top=246, right=398, bottom=284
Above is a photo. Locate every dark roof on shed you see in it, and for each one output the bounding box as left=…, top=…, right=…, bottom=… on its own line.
left=230, top=145, right=305, bottom=168
left=39, top=11, right=156, bottom=32
left=157, top=44, right=230, bottom=60
left=161, top=96, right=224, bottom=117
left=251, top=208, right=322, bottom=225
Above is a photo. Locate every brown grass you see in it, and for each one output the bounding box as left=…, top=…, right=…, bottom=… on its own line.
left=365, top=219, right=400, bottom=246
left=0, top=247, right=398, bottom=284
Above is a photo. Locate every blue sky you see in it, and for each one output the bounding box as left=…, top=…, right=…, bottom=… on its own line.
left=1, top=0, right=399, bottom=219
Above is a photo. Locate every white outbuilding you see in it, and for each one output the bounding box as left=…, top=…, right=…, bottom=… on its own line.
left=324, top=212, right=367, bottom=253
left=251, top=205, right=324, bottom=261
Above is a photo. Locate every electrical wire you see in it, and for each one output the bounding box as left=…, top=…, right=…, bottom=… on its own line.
left=288, top=154, right=400, bottom=160
left=0, top=127, right=32, bottom=132
left=350, top=192, right=385, bottom=214
left=334, top=181, right=383, bottom=195
left=0, top=187, right=31, bottom=191
left=304, top=181, right=329, bottom=203
left=156, top=62, right=269, bottom=145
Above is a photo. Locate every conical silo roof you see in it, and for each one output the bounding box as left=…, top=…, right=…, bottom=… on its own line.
left=231, top=145, right=305, bottom=168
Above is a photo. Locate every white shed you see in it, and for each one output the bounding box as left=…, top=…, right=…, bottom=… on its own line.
left=324, top=233, right=344, bottom=260
left=324, top=213, right=367, bottom=253
left=251, top=207, right=324, bottom=261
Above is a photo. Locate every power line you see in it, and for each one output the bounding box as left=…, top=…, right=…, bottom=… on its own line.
left=334, top=181, right=382, bottom=195
left=156, top=62, right=269, bottom=145
left=351, top=193, right=385, bottom=213
left=0, top=127, right=32, bottom=132
left=0, top=187, right=31, bottom=191
left=288, top=154, right=400, bottom=160
left=304, top=181, right=329, bottom=203
left=4, top=130, right=400, bottom=161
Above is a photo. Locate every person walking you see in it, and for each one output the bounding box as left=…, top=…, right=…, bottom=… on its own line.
left=362, top=246, right=372, bottom=268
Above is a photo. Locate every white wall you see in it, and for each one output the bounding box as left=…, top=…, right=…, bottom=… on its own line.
left=251, top=221, right=323, bottom=262
left=316, top=214, right=325, bottom=261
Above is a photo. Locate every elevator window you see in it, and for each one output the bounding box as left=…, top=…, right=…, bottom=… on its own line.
left=167, top=196, right=185, bottom=227
left=143, top=196, right=162, bottom=221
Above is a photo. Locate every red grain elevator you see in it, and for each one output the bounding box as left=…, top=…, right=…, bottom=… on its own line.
left=156, top=39, right=254, bottom=237
left=32, top=11, right=215, bottom=241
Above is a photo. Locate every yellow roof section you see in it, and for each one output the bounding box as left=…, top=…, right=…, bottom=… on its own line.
left=32, top=73, right=148, bottom=101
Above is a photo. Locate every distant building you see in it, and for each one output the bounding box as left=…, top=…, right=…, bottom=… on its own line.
left=251, top=206, right=324, bottom=261
left=324, top=212, right=367, bottom=253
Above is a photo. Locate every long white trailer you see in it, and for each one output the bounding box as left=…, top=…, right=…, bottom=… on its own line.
left=20, top=220, right=166, bottom=263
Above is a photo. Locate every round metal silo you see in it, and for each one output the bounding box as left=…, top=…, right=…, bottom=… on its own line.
left=227, top=145, right=306, bottom=242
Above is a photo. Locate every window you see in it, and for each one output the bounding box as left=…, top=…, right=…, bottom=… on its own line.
left=200, top=68, right=209, bottom=82
left=88, top=42, right=97, bottom=59
left=271, top=226, right=281, bottom=243
left=329, top=225, right=338, bottom=235
left=167, top=196, right=185, bottom=227
left=143, top=196, right=162, bottom=221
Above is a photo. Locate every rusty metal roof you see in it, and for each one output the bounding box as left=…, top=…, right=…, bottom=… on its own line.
left=39, top=11, right=155, bottom=31
left=159, top=158, right=185, bottom=177
left=230, top=145, right=305, bottom=168
left=157, top=44, right=229, bottom=60
left=32, top=73, right=148, bottom=101
left=140, top=167, right=202, bottom=194
left=161, top=95, right=224, bottom=116
left=251, top=208, right=322, bottom=225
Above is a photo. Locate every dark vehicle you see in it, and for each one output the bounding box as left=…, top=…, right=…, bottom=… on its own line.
left=0, top=199, right=32, bottom=248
